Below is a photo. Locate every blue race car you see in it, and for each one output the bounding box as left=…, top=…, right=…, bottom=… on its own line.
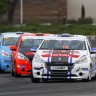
left=0, top=32, right=23, bottom=72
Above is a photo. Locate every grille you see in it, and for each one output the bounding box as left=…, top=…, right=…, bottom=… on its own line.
left=42, top=74, right=77, bottom=78
left=45, top=62, right=74, bottom=77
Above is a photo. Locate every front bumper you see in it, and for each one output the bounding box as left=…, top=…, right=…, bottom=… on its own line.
left=15, top=59, right=32, bottom=75
left=0, top=57, right=11, bottom=71
left=32, top=61, right=90, bottom=80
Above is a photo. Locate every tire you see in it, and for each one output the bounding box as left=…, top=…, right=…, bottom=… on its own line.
left=92, top=75, right=96, bottom=80
left=31, top=74, right=40, bottom=83
left=11, top=59, right=14, bottom=76
left=0, top=67, right=5, bottom=73
left=14, top=70, right=21, bottom=78
left=11, top=68, right=14, bottom=76
left=82, top=68, right=92, bottom=82
left=82, top=77, right=91, bottom=82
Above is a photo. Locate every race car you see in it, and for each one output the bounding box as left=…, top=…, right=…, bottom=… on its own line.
left=10, top=33, right=54, bottom=77
left=31, top=36, right=96, bottom=82
left=0, top=32, right=23, bottom=72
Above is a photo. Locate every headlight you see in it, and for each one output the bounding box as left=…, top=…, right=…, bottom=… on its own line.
left=18, top=52, right=28, bottom=60
left=75, top=55, right=88, bottom=64
left=2, top=50, right=10, bottom=57
left=33, top=54, right=44, bottom=63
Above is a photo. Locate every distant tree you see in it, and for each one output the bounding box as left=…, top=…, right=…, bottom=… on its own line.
left=0, top=0, right=10, bottom=21
left=81, top=4, right=85, bottom=18
left=7, top=0, right=18, bottom=24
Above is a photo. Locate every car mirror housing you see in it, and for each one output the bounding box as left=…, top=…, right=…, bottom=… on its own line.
left=90, top=48, right=96, bottom=54
left=10, top=46, right=17, bottom=51
left=30, top=47, right=37, bottom=52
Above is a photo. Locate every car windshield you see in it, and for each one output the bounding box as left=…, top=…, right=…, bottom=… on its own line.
left=20, top=39, right=43, bottom=48
left=40, top=40, right=86, bottom=50
left=3, top=37, right=19, bottom=46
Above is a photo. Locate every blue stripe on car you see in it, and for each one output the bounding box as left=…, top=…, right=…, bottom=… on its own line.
left=69, top=50, right=74, bottom=79
left=47, top=50, right=52, bottom=79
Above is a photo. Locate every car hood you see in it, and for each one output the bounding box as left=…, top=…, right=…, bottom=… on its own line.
left=37, top=50, right=88, bottom=63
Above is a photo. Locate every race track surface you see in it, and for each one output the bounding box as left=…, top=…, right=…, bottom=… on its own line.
left=0, top=72, right=96, bottom=96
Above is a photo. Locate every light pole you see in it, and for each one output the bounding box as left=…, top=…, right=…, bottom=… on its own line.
left=20, top=0, right=23, bottom=24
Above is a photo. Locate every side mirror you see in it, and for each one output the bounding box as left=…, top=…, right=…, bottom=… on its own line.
left=30, top=47, right=37, bottom=52
left=90, top=48, right=96, bottom=54
left=10, top=46, right=17, bottom=51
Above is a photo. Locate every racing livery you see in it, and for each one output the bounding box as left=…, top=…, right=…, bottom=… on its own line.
left=31, top=36, right=96, bottom=82
left=10, top=33, right=54, bottom=77
left=0, top=32, right=23, bottom=72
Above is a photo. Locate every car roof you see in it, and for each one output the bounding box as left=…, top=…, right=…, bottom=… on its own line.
left=73, top=35, right=86, bottom=38
left=60, top=34, right=86, bottom=38
left=1, top=32, right=25, bottom=36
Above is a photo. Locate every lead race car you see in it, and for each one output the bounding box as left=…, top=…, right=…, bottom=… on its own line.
left=31, top=35, right=96, bottom=82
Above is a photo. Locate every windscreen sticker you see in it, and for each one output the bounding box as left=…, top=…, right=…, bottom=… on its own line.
left=22, top=38, right=26, bottom=42
left=44, top=40, right=49, bottom=42
left=41, top=53, right=80, bottom=58
left=56, top=37, right=85, bottom=41
left=22, top=36, right=46, bottom=39
left=22, top=36, right=34, bottom=39
left=4, top=35, right=19, bottom=38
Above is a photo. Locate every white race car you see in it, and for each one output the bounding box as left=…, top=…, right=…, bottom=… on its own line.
left=31, top=36, right=96, bottom=82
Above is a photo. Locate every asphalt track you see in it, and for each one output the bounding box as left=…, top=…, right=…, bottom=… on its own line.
left=0, top=72, right=96, bottom=96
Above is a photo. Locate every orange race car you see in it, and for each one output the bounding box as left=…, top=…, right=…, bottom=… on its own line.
left=10, top=33, right=53, bottom=77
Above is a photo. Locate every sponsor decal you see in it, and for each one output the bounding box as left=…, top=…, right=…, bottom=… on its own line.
left=52, top=50, right=69, bottom=53
left=51, top=50, right=70, bottom=64
left=4, top=60, right=11, bottom=62
left=82, top=68, right=88, bottom=71
left=41, top=53, right=79, bottom=58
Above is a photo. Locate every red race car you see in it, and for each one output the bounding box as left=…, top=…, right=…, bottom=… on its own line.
left=10, top=33, right=53, bottom=77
